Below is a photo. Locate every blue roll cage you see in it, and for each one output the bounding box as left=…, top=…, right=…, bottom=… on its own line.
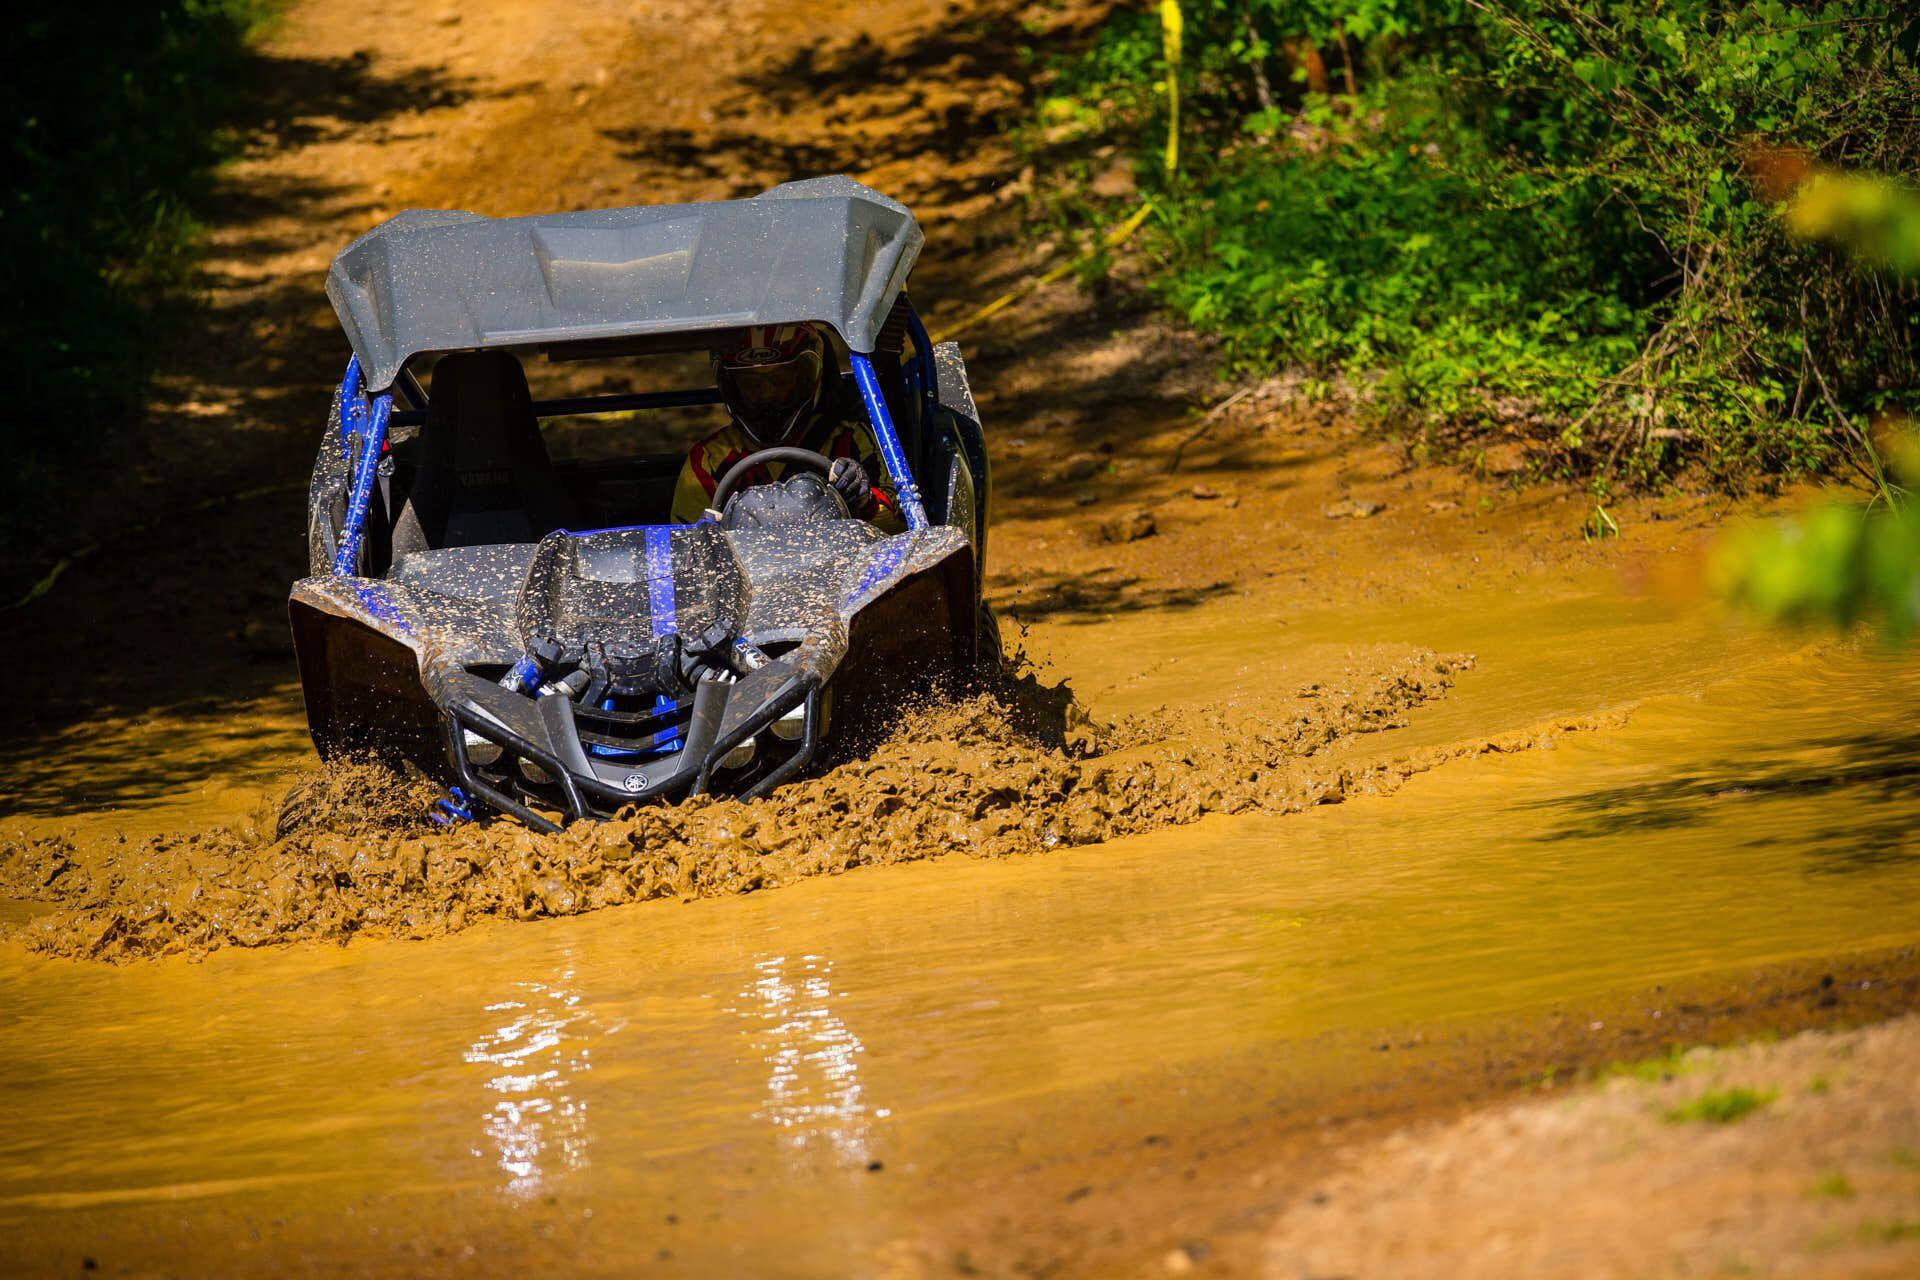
left=329, top=308, right=940, bottom=577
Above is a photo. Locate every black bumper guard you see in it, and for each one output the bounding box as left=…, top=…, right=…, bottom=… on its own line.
left=439, top=669, right=822, bottom=831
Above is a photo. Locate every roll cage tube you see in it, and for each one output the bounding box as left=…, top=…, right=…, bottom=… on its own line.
left=849, top=351, right=929, bottom=531
left=903, top=304, right=937, bottom=403
left=332, top=356, right=393, bottom=576
left=325, top=330, right=931, bottom=575
left=335, top=354, right=361, bottom=463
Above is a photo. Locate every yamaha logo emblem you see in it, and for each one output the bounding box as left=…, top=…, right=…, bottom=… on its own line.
left=622, top=772, right=647, bottom=793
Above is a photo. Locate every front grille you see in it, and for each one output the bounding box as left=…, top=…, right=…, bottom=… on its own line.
left=575, top=694, right=690, bottom=757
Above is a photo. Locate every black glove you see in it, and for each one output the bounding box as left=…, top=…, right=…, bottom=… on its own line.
left=828, top=457, right=879, bottom=518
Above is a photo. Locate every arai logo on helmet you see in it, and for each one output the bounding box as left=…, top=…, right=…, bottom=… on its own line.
left=622, top=772, right=647, bottom=793
left=736, top=345, right=783, bottom=365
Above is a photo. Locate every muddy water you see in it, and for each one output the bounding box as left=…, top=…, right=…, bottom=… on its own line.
left=0, top=573, right=1799, bottom=963
left=3, top=585, right=1919, bottom=1274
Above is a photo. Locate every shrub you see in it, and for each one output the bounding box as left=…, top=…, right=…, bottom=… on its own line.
left=1027, top=1, right=1920, bottom=490
left=0, top=2, right=273, bottom=546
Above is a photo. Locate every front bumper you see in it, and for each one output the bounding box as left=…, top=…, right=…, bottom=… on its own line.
left=435, top=662, right=823, bottom=832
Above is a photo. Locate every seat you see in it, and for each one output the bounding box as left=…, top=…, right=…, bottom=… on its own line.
left=391, top=351, right=575, bottom=556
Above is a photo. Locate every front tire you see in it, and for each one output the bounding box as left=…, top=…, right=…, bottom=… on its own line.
left=976, top=601, right=1003, bottom=671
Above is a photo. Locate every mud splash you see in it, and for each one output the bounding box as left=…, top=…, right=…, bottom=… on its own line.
left=2, top=649, right=1486, bottom=961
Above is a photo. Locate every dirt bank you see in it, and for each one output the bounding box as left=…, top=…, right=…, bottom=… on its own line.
left=1264, top=1014, right=1920, bottom=1279
left=882, top=952, right=1920, bottom=1279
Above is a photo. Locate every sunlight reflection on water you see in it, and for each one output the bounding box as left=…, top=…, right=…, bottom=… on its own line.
left=736, top=954, right=887, bottom=1167
left=464, top=968, right=597, bottom=1198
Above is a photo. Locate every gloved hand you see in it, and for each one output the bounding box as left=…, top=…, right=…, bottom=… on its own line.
left=828, top=457, right=879, bottom=518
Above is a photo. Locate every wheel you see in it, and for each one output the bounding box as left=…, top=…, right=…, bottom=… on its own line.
left=709, top=446, right=835, bottom=509
left=273, top=776, right=323, bottom=840
left=976, top=601, right=1003, bottom=670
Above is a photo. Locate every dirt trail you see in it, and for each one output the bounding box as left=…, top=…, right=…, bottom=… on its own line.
left=0, top=0, right=1733, bottom=835
left=1263, top=1015, right=1920, bottom=1279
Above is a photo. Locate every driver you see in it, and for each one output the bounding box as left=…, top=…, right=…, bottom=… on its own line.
left=670, top=322, right=903, bottom=530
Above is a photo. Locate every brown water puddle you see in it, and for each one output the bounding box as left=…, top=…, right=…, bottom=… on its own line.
left=2, top=584, right=1917, bottom=1275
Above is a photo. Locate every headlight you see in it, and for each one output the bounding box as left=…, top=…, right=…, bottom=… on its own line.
left=771, top=705, right=805, bottom=741
left=518, top=757, right=553, bottom=785
left=719, top=736, right=757, bottom=769
left=463, top=730, right=503, bottom=767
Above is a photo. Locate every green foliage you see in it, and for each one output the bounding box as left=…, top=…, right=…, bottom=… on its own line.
left=1844, top=1220, right=1920, bottom=1245
left=1712, top=414, right=1920, bottom=645
left=1811, top=1217, right=1920, bottom=1251
left=1788, top=171, right=1920, bottom=280
left=1713, top=491, right=1920, bottom=644
left=1807, top=1171, right=1856, bottom=1200
left=1708, top=181, right=1920, bottom=643
left=0, top=2, right=273, bottom=538
left=1664, top=1085, right=1776, bottom=1124
left=1600, top=1044, right=1701, bottom=1084
left=1029, top=1, right=1920, bottom=489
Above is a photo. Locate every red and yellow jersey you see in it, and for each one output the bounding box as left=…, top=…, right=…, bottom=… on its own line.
left=671, top=415, right=906, bottom=532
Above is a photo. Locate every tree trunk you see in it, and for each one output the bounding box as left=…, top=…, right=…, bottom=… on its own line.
left=1283, top=38, right=1330, bottom=95
left=1243, top=7, right=1274, bottom=110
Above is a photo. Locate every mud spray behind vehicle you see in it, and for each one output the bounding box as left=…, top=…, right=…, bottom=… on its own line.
left=289, top=177, right=992, bottom=831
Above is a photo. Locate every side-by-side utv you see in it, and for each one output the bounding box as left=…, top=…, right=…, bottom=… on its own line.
left=290, top=177, right=990, bottom=831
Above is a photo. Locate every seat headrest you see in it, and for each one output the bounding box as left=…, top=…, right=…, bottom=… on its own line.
left=425, top=351, right=538, bottom=472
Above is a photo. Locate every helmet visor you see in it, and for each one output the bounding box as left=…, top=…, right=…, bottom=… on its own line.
left=723, top=349, right=822, bottom=440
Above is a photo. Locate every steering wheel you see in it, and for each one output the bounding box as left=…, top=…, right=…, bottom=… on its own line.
left=709, top=447, right=836, bottom=511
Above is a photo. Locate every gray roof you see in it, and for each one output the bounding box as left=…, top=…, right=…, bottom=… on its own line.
left=326, top=176, right=923, bottom=392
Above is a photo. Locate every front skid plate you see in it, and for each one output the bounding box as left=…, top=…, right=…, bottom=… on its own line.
left=439, top=668, right=821, bottom=831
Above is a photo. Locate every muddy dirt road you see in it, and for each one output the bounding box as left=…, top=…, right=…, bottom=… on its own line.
left=3, top=0, right=1918, bottom=1276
